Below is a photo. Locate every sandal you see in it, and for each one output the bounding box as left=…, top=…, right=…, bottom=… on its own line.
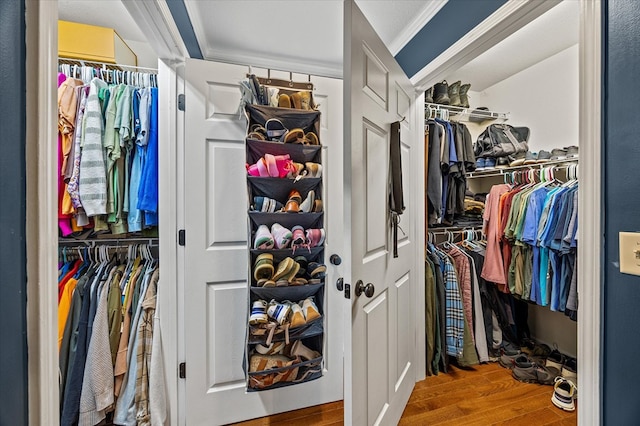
left=284, top=128, right=306, bottom=144
left=265, top=118, right=288, bottom=141
left=305, top=162, right=322, bottom=178
left=253, top=253, right=274, bottom=281
left=305, top=131, right=319, bottom=145
left=272, top=257, right=296, bottom=282
left=278, top=94, right=292, bottom=109
left=289, top=339, right=321, bottom=361
left=255, top=341, right=286, bottom=355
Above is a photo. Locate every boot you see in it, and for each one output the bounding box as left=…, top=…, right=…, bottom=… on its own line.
left=448, top=80, right=461, bottom=106
left=433, top=81, right=450, bottom=105
left=459, top=83, right=471, bottom=108
left=425, top=87, right=433, bottom=104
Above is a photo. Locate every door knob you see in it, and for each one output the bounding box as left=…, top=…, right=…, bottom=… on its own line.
left=330, top=254, right=342, bottom=265
left=355, top=280, right=375, bottom=298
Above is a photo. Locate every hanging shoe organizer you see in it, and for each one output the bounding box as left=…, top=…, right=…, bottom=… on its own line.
left=243, top=103, right=326, bottom=391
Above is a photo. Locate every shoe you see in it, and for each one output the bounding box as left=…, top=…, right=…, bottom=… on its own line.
left=255, top=341, right=285, bottom=355
left=523, top=152, right=539, bottom=165
left=475, top=158, right=486, bottom=170
left=272, top=257, right=297, bottom=282
left=498, top=348, right=523, bottom=369
left=284, top=128, right=306, bottom=144
left=305, top=162, right=322, bottom=178
left=545, top=348, right=566, bottom=377
left=253, top=196, right=283, bottom=212
left=290, top=91, right=312, bottom=110
left=562, top=357, right=578, bottom=399
left=285, top=190, right=302, bottom=213
left=300, top=297, right=321, bottom=322
left=253, top=253, right=274, bottom=281
left=448, top=80, right=461, bottom=107
left=496, top=157, right=509, bottom=169
left=299, top=190, right=315, bottom=213
left=267, top=300, right=291, bottom=325
left=551, top=377, right=576, bottom=411
left=512, top=361, right=556, bottom=385
left=253, top=225, right=274, bottom=249
left=305, top=131, right=319, bottom=145
left=550, top=148, right=568, bottom=161
left=271, top=223, right=292, bottom=249
left=278, top=94, right=292, bottom=109
left=289, top=302, right=307, bottom=328
left=433, top=81, right=450, bottom=105
left=537, top=150, right=552, bottom=163
left=424, top=87, right=433, bottom=104
left=293, top=255, right=308, bottom=277
left=312, top=199, right=323, bottom=213
left=509, top=151, right=527, bottom=167
left=289, top=339, right=321, bottom=361
left=305, top=228, right=325, bottom=248
left=247, top=131, right=266, bottom=141
left=484, top=157, right=496, bottom=169
left=530, top=342, right=552, bottom=364
left=265, top=118, right=288, bottom=141
left=565, top=145, right=579, bottom=158
left=307, top=262, right=327, bottom=278
left=249, top=300, right=268, bottom=325
left=291, top=225, right=310, bottom=253
left=459, top=83, right=471, bottom=108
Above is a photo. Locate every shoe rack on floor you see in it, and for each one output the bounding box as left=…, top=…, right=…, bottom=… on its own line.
left=243, top=104, right=325, bottom=391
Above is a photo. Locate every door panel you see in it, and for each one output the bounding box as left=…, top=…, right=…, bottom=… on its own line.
left=344, top=1, right=419, bottom=424
left=183, top=58, right=344, bottom=425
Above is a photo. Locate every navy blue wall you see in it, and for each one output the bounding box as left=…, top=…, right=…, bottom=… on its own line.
left=395, top=0, right=507, bottom=78
left=603, top=0, right=640, bottom=423
left=0, top=0, right=29, bottom=424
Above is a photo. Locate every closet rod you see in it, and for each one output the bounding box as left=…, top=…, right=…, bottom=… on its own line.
left=58, top=57, right=158, bottom=72
left=58, top=237, right=159, bottom=247
left=428, top=225, right=482, bottom=235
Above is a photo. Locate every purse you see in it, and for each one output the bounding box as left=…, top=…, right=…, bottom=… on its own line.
left=474, top=124, right=530, bottom=158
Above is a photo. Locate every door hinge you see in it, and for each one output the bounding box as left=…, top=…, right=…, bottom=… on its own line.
left=178, top=229, right=186, bottom=246
left=179, top=362, right=186, bottom=379
left=177, top=94, right=185, bottom=111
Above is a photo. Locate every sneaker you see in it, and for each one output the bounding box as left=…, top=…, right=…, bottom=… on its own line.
left=291, top=225, right=310, bottom=253
left=249, top=300, right=268, bottom=325
left=267, top=300, right=291, bottom=325
left=271, top=223, right=292, bottom=249
left=512, top=361, right=556, bottom=385
left=498, top=348, right=523, bottom=369
left=305, top=229, right=325, bottom=248
left=537, top=150, right=552, bottom=163
left=484, top=157, right=497, bottom=169
left=565, top=145, right=579, bottom=158
left=550, top=148, right=568, bottom=161
left=551, top=377, right=576, bottom=411
left=253, top=196, right=283, bottom=213
left=562, top=357, right=578, bottom=399
left=253, top=225, right=274, bottom=249
left=289, top=302, right=306, bottom=328
left=299, top=190, right=315, bottom=213
left=475, top=158, right=486, bottom=170
left=545, top=348, right=566, bottom=377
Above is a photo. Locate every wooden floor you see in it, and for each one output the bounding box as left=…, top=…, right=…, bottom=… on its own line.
left=232, top=362, right=577, bottom=425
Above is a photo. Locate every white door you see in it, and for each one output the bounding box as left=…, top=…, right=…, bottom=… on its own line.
left=182, top=58, right=344, bottom=425
left=344, top=1, right=422, bottom=425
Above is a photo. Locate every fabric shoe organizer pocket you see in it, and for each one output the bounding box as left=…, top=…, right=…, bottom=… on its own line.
left=247, top=336, right=324, bottom=391
left=248, top=177, right=322, bottom=210
left=248, top=285, right=325, bottom=345
left=245, top=104, right=321, bottom=141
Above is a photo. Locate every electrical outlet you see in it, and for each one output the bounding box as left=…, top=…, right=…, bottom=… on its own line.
left=619, top=232, right=640, bottom=275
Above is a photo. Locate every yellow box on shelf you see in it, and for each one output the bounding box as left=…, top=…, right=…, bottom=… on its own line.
left=58, top=20, right=137, bottom=66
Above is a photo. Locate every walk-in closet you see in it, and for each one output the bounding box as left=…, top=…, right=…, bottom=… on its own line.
left=419, top=0, right=580, bottom=422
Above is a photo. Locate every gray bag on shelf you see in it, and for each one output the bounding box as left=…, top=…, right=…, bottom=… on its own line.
left=474, top=124, right=530, bottom=158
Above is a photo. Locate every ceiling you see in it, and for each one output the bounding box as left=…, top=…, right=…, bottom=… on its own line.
left=58, top=0, right=578, bottom=89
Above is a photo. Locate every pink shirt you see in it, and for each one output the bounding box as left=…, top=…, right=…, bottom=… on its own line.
left=481, top=184, right=511, bottom=285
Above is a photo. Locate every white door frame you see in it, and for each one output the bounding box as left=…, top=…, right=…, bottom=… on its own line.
left=412, top=1, right=601, bottom=424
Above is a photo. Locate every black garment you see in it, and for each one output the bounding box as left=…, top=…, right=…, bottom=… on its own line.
left=427, top=250, right=448, bottom=373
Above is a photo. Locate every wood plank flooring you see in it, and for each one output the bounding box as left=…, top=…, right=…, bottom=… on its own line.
left=232, top=362, right=576, bottom=425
